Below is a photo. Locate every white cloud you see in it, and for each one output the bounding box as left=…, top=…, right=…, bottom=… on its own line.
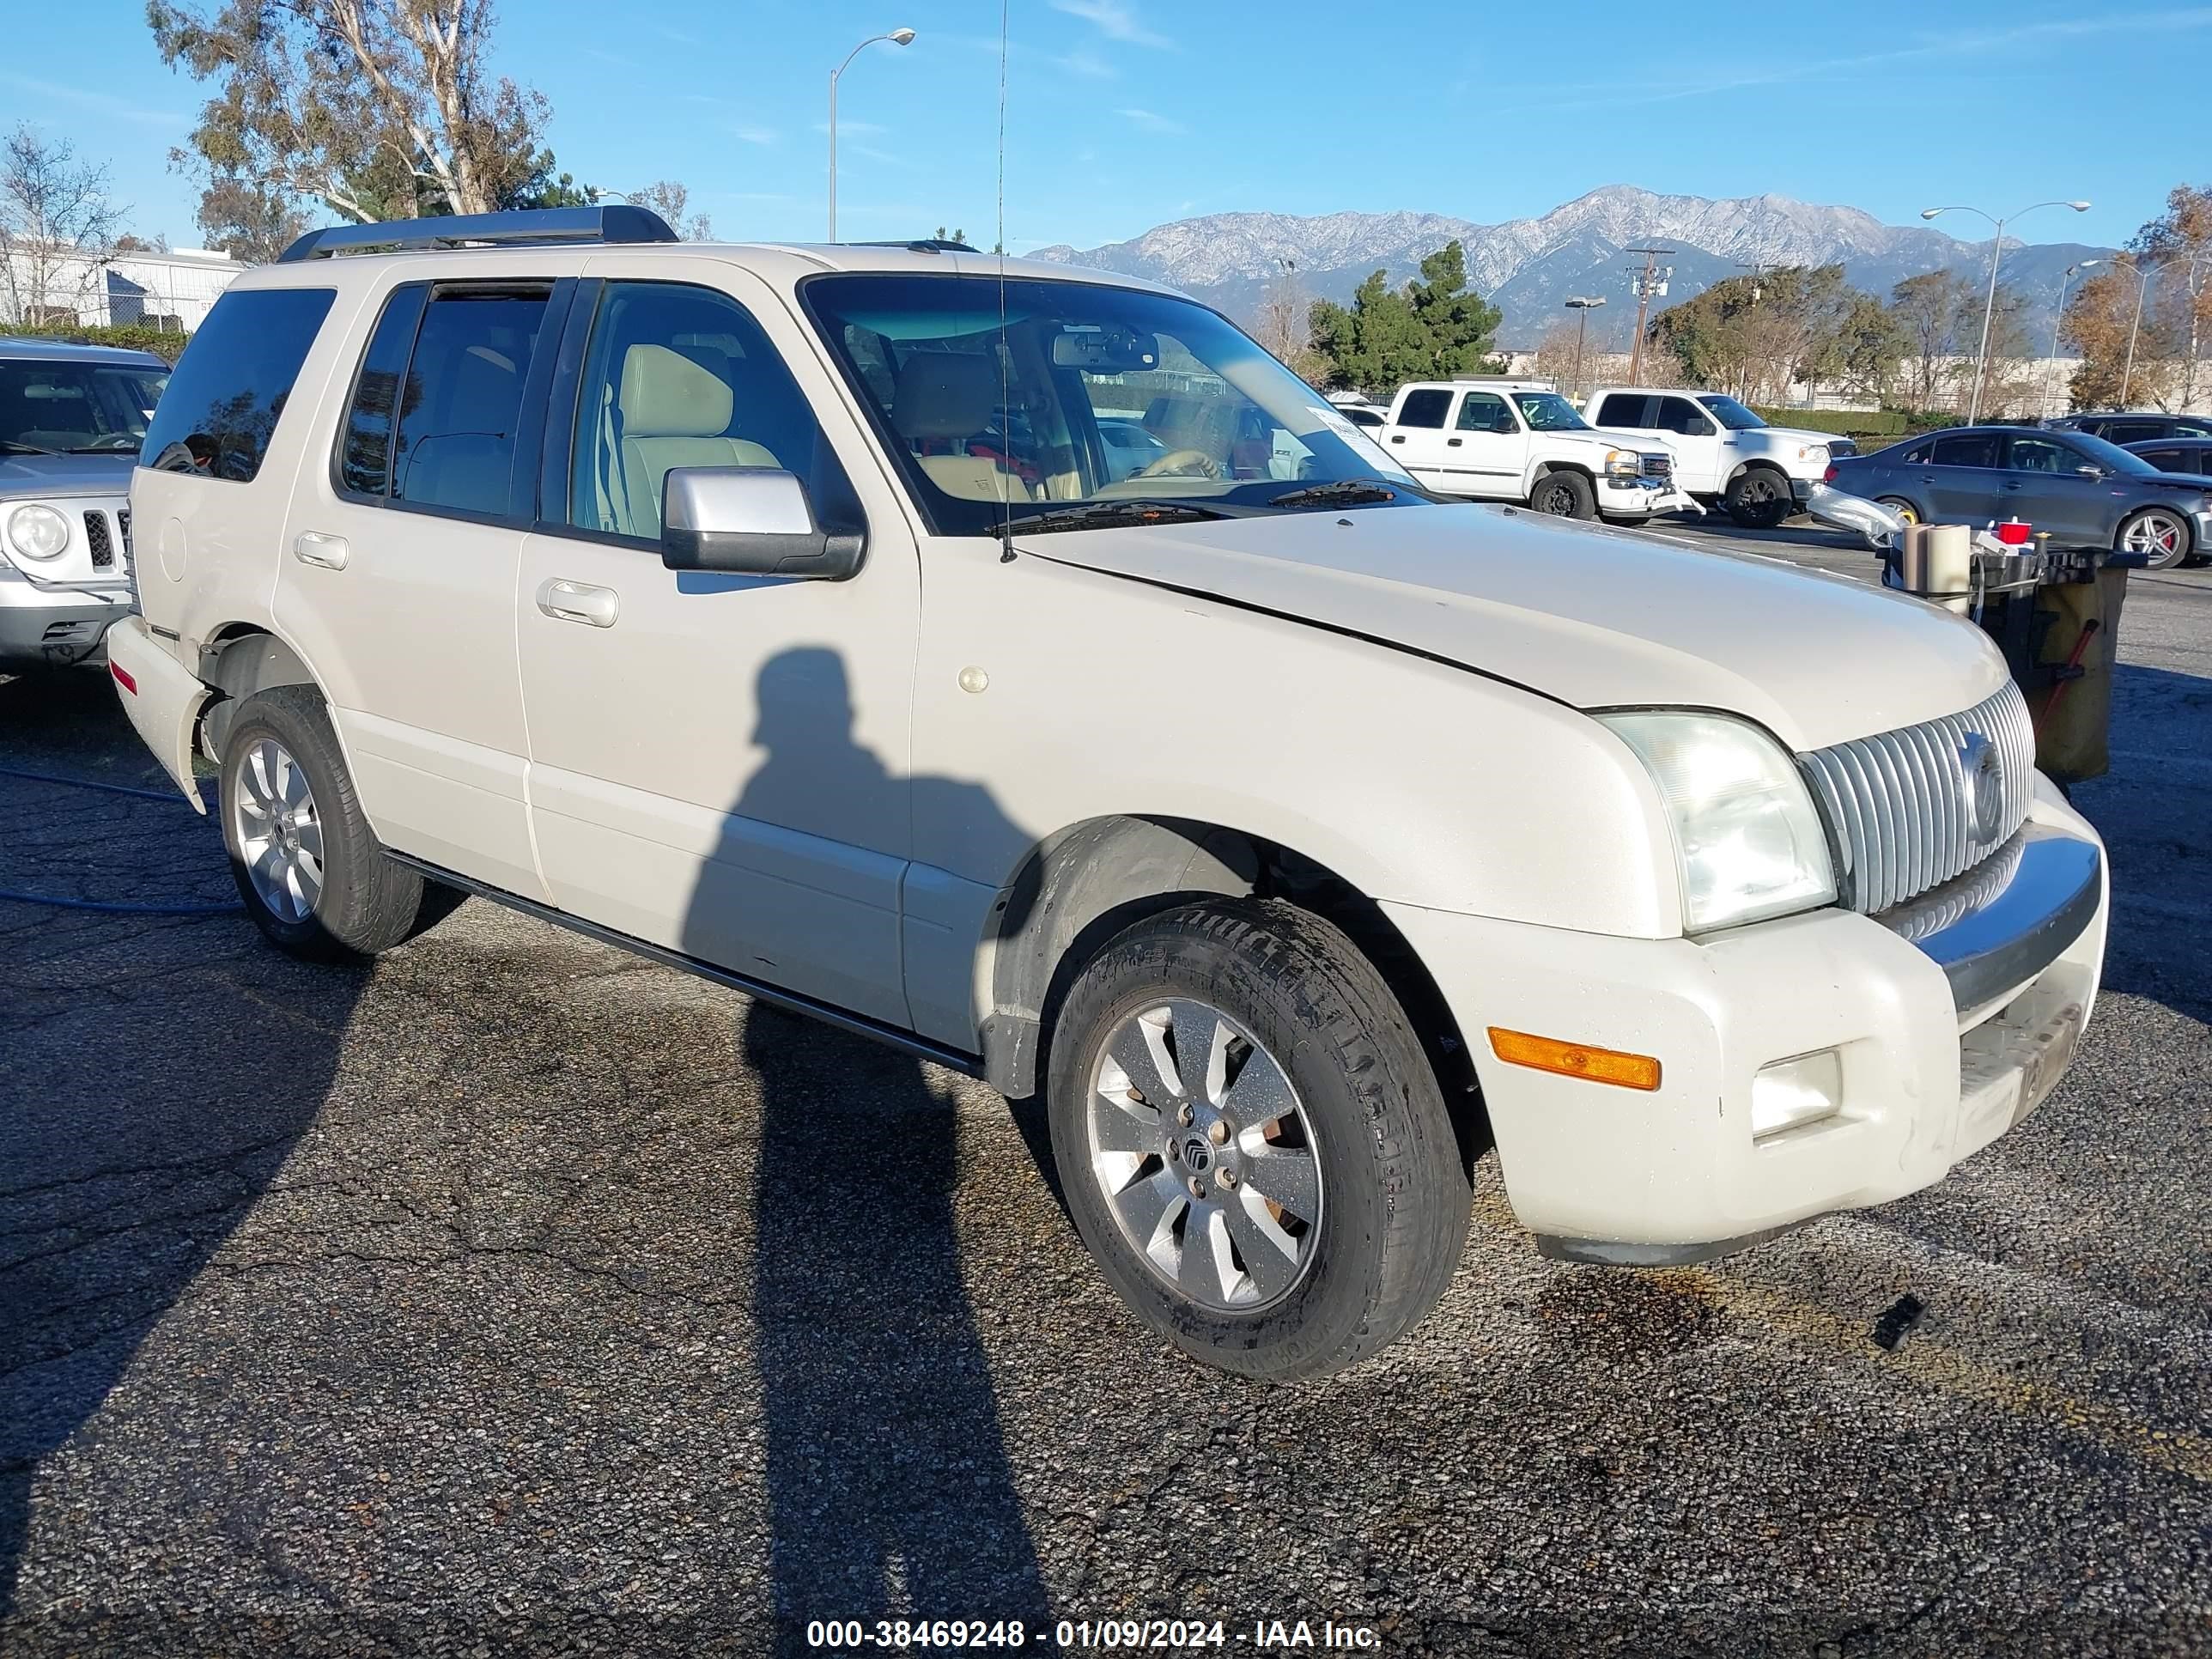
left=1049, top=0, right=1172, bottom=49
left=729, top=125, right=778, bottom=146
left=1054, top=46, right=1116, bottom=79
left=1117, top=107, right=1188, bottom=135
left=0, top=71, right=185, bottom=131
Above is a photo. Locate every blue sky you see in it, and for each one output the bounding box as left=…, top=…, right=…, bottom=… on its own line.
left=6, top=0, right=2206, bottom=256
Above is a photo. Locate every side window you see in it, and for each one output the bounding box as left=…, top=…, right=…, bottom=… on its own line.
left=336, top=283, right=429, bottom=497
left=388, top=285, right=551, bottom=519
left=2004, top=436, right=2074, bottom=473
left=2174, top=421, right=2212, bottom=439
left=1899, top=441, right=1934, bottom=465
left=1595, top=394, right=1650, bottom=427
left=1655, top=397, right=1713, bottom=436
left=1929, top=433, right=2000, bottom=469
left=2134, top=447, right=2186, bottom=473
left=1395, top=389, right=1451, bottom=428
left=2104, top=420, right=2161, bottom=446
left=567, top=281, right=857, bottom=543
left=1454, top=392, right=1511, bottom=433
left=142, top=286, right=335, bottom=481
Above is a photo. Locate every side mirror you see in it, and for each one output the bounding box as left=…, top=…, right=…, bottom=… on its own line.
left=659, top=467, right=865, bottom=580
left=2075, top=464, right=2105, bottom=479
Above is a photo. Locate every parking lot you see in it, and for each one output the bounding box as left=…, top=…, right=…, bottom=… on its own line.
left=3, top=523, right=2209, bottom=1656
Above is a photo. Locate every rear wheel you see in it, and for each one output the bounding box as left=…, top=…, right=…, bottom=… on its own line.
left=1725, top=467, right=1792, bottom=528
left=2118, top=507, right=2192, bottom=570
left=1047, top=898, right=1471, bottom=1381
left=1875, top=495, right=1921, bottom=526
left=221, top=686, right=447, bottom=960
left=1528, top=470, right=1596, bottom=520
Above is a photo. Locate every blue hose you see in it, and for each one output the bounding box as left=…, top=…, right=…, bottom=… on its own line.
left=0, top=763, right=240, bottom=915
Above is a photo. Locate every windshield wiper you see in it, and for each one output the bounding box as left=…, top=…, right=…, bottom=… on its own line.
left=0, top=440, right=64, bottom=456
left=996, top=499, right=1229, bottom=538
left=1268, top=477, right=1405, bottom=508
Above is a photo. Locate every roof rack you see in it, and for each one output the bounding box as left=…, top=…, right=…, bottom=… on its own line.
left=845, top=238, right=979, bottom=254
left=276, top=205, right=679, bottom=263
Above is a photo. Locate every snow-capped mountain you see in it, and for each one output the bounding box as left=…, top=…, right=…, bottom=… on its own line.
left=1028, top=185, right=2113, bottom=346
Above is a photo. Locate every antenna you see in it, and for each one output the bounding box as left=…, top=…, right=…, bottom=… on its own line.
left=994, top=0, right=1012, bottom=548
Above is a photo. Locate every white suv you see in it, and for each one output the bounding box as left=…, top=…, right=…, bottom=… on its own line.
left=1585, top=386, right=1856, bottom=527
left=111, top=209, right=2108, bottom=1380
left=1376, top=379, right=1687, bottom=523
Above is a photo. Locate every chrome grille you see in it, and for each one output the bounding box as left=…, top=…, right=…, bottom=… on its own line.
left=82, top=509, right=114, bottom=568
left=1641, top=451, right=1673, bottom=481
left=1799, top=681, right=2037, bottom=915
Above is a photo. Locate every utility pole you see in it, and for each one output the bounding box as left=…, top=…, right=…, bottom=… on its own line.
left=1564, top=296, right=1605, bottom=398
left=1625, top=247, right=1674, bottom=386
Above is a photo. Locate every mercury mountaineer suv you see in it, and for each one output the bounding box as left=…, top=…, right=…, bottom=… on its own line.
left=110, top=208, right=2109, bottom=1381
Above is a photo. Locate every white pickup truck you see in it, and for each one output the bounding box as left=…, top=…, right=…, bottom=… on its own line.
left=1584, top=386, right=1856, bottom=528
left=1376, top=380, right=1686, bottom=523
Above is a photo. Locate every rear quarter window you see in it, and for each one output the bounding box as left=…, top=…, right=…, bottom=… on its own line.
left=1395, top=389, right=1451, bottom=428
left=141, top=287, right=335, bottom=483
left=1595, top=394, right=1650, bottom=426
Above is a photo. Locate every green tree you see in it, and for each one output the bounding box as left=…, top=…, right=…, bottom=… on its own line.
left=1649, top=264, right=1864, bottom=401
left=1307, top=240, right=1501, bottom=395
left=149, top=0, right=553, bottom=256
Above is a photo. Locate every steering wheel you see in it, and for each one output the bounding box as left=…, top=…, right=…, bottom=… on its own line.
left=1134, top=447, right=1222, bottom=481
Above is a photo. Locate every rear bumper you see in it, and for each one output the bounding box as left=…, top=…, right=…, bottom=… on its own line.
left=1386, top=774, right=2106, bottom=1257
left=106, top=615, right=211, bottom=813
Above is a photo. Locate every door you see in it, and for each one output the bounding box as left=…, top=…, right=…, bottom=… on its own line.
left=515, top=266, right=923, bottom=1028
left=1919, top=430, right=2006, bottom=522
left=1999, top=433, right=2112, bottom=545
left=1437, top=390, right=1528, bottom=498
left=1650, top=396, right=1724, bottom=492
left=1383, top=387, right=1455, bottom=489
left=275, top=275, right=569, bottom=900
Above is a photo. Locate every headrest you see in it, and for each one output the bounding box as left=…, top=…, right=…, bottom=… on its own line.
left=891, top=352, right=999, bottom=441
left=619, top=343, right=733, bottom=440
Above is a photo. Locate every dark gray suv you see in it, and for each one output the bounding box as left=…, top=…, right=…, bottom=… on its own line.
left=1826, top=424, right=2212, bottom=568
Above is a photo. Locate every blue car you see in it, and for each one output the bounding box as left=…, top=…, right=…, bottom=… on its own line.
left=1826, top=423, right=2212, bottom=569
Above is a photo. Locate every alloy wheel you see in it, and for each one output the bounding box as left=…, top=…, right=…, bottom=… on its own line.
left=2123, top=511, right=2186, bottom=561
left=1085, top=997, right=1323, bottom=1312
left=232, top=737, right=325, bottom=923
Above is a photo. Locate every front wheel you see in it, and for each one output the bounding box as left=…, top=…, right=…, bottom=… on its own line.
left=221, top=686, right=447, bottom=960
left=1047, top=899, right=1471, bottom=1381
left=1725, top=467, right=1793, bottom=528
left=2118, top=507, right=2192, bottom=570
left=1875, top=495, right=1921, bottom=526
left=1528, top=470, right=1596, bottom=520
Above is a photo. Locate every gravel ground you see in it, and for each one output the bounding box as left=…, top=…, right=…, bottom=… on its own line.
left=2, top=530, right=2209, bottom=1656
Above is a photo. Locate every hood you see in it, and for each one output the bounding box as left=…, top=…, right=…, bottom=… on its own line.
left=1589, top=426, right=1678, bottom=454
left=1016, top=502, right=2005, bottom=752
left=1746, top=424, right=1842, bottom=451
left=2140, top=470, right=2212, bottom=490
left=0, top=452, right=137, bottom=498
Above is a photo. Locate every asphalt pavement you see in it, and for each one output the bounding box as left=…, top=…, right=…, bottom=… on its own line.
left=2, top=526, right=2209, bottom=1656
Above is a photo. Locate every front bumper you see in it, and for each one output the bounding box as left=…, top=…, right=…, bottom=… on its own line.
left=1386, top=774, right=2106, bottom=1259
left=0, top=574, right=131, bottom=667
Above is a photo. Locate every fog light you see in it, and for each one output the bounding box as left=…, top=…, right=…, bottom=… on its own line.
left=1751, top=1049, right=1843, bottom=1139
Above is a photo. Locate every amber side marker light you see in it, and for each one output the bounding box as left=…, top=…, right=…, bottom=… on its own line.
left=1487, top=1027, right=1662, bottom=1091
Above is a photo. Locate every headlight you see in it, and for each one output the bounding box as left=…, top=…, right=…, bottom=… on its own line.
left=1598, top=710, right=1836, bottom=933
left=1604, top=448, right=1641, bottom=478
left=7, top=503, right=70, bottom=561
left=1799, top=444, right=1829, bottom=465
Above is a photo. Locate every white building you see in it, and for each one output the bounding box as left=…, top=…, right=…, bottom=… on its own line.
left=1, top=244, right=246, bottom=334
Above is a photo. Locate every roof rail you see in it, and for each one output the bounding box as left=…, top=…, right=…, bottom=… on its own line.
left=276, top=205, right=679, bottom=263
left=846, top=238, right=979, bottom=254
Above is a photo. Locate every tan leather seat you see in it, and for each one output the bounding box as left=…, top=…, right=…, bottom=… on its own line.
left=611, top=343, right=781, bottom=536
left=890, top=353, right=1034, bottom=503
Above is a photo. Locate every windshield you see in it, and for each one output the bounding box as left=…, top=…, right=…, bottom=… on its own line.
left=0, top=357, right=168, bottom=453
left=2070, top=431, right=2160, bottom=475
left=1511, top=391, right=1589, bottom=432
left=1697, top=394, right=1765, bottom=432
left=802, top=273, right=1424, bottom=533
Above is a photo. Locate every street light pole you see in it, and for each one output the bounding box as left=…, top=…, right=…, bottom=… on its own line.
left=2045, top=259, right=2099, bottom=418
left=2121, top=258, right=2155, bottom=407
left=1564, top=296, right=1605, bottom=399
left=828, top=27, right=917, bottom=241
left=1922, top=198, right=2091, bottom=422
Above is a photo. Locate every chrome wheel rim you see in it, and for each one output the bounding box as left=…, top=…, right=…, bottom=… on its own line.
left=1086, top=998, right=1323, bottom=1313
left=1534, top=480, right=1575, bottom=515
left=233, top=737, right=324, bottom=923
left=2124, top=512, right=2185, bottom=559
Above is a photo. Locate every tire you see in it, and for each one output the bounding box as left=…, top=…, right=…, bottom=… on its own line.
left=219, top=685, right=441, bottom=960
left=1875, top=496, right=1921, bottom=526
left=1046, top=898, right=1471, bottom=1381
left=2118, top=507, right=2193, bottom=570
left=1528, top=470, right=1596, bottom=520
left=1725, top=467, right=1793, bottom=528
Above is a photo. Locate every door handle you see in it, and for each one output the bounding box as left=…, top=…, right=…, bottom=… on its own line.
left=536, top=578, right=619, bottom=628
left=293, top=531, right=349, bottom=569
left=1446, top=437, right=1463, bottom=447
left=1389, top=434, right=1406, bottom=444
left=1999, top=481, right=2024, bottom=491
